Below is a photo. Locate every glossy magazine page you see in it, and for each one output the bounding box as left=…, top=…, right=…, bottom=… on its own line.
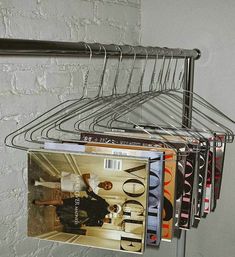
left=28, top=149, right=149, bottom=254
left=44, top=140, right=177, bottom=243
left=67, top=145, right=165, bottom=247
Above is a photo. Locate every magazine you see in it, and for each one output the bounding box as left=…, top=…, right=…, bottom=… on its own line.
left=214, top=134, right=226, bottom=201
left=44, top=142, right=165, bottom=246
left=105, top=128, right=210, bottom=222
left=194, top=141, right=209, bottom=220
left=203, top=150, right=214, bottom=214
left=79, top=132, right=189, bottom=233
left=203, top=134, right=218, bottom=214
left=28, top=149, right=149, bottom=254
left=44, top=140, right=177, bottom=242
left=174, top=154, right=186, bottom=230
left=80, top=131, right=185, bottom=233
left=79, top=131, right=187, bottom=149
left=78, top=132, right=177, bottom=241
left=178, top=150, right=197, bottom=230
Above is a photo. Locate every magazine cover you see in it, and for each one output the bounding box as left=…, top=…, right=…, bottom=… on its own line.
left=190, top=151, right=199, bottom=227
left=44, top=142, right=165, bottom=246
left=194, top=141, right=209, bottom=220
left=28, top=150, right=149, bottom=254
left=207, top=134, right=226, bottom=212
left=80, top=130, right=187, bottom=234
left=103, top=128, right=205, bottom=227
left=214, top=134, right=226, bottom=201
left=80, top=131, right=185, bottom=231
left=105, top=130, right=193, bottom=145
left=179, top=150, right=196, bottom=230
left=174, top=154, right=186, bottom=231
left=203, top=133, right=219, bottom=214
left=80, top=131, right=187, bottom=149
left=124, top=134, right=186, bottom=233
left=203, top=150, right=214, bottom=214
left=45, top=140, right=177, bottom=242
left=98, top=130, right=198, bottom=232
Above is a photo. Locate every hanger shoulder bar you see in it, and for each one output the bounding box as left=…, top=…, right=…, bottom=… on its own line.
left=0, top=38, right=200, bottom=59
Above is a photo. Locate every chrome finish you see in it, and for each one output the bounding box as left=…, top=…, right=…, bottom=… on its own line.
left=177, top=230, right=187, bottom=257
left=177, top=57, right=195, bottom=257
left=182, top=57, right=195, bottom=128
left=0, top=38, right=200, bottom=59
left=194, top=48, right=201, bottom=60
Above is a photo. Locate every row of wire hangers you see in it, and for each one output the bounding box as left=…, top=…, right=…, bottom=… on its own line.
left=4, top=42, right=235, bottom=152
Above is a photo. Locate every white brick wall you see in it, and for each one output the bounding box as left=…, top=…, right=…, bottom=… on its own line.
left=0, top=1, right=141, bottom=256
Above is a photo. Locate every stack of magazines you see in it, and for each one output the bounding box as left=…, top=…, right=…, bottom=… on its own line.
left=28, top=128, right=226, bottom=254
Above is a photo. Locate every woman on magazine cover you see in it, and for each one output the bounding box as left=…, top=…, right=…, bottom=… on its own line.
left=33, top=188, right=121, bottom=234
left=34, top=172, right=113, bottom=193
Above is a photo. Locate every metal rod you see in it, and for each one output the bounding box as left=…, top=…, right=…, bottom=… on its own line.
left=176, top=230, right=187, bottom=257
left=177, top=57, right=195, bottom=257
left=0, top=37, right=199, bottom=254
left=0, top=38, right=200, bottom=59
left=182, top=57, right=195, bottom=128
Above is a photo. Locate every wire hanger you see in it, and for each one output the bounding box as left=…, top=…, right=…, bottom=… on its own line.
left=4, top=42, right=234, bottom=151
left=71, top=51, right=206, bottom=151
left=90, top=50, right=206, bottom=149
left=47, top=45, right=137, bottom=139
left=4, top=42, right=105, bottom=149
left=53, top=45, right=150, bottom=136
left=104, top=47, right=234, bottom=146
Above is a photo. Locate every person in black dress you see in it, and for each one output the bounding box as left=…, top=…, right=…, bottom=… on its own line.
left=34, top=189, right=119, bottom=234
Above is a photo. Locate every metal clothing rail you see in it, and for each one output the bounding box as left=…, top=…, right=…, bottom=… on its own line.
left=0, top=38, right=200, bottom=59
left=0, top=37, right=200, bottom=257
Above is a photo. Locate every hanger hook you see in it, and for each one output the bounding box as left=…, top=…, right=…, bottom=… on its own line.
left=97, top=43, right=107, bottom=98
left=149, top=48, right=158, bottom=92
left=112, top=45, right=123, bottom=96
left=166, top=50, right=174, bottom=91
left=171, top=50, right=178, bottom=90
left=82, top=42, right=93, bottom=98
left=125, top=45, right=136, bottom=94
left=155, top=49, right=166, bottom=92
left=138, top=47, right=148, bottom=93
left=176, top=51, right=187, bottom=91
left=162, top=49, right=173, bottom=91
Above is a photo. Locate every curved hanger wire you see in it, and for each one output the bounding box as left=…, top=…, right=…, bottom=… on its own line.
left=162, top=51, right=173, bottom=91
left=138, top=47, right=148, bottom=93
left=5, top=42, right=96, bottom=149
left=82, top=42, right=93, bottom=98
left=4, top=42, right=234, bottom=151
left=90, top=92, right=192, bottom=154
left=126, top=46, right=136, bottom=94
left=47, top=46, right=148, bottom=139
left=112, top=45, right=123, bottom=96
left=97, top=43, right=108, bottom=98
left=149, top=50, right=158, bottom=92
